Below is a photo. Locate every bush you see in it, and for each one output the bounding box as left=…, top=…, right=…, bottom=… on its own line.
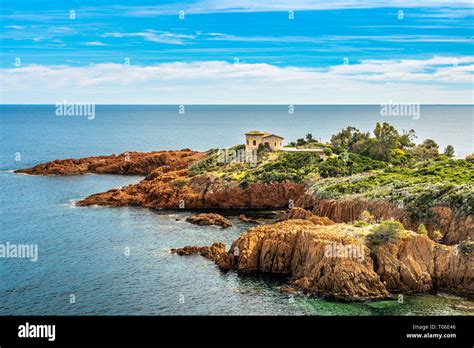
left=432, top=230, right=443, bottom=242
left=366, top=220, right=407, bottom=245
left=360, top=210, right=375, bottom=223
left=458, top=240, right=474, bottom=256
left=417, top=224, right=428, bottom=235
left=323, top=147, right=333, bottom=156
left=354, top=220, right=368, bottom=227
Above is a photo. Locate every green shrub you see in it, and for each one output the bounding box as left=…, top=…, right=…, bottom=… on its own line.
left=323, top=148, right=333, bottom=156
left=360, top=210, right=375, bottom=223
left=354, top=220, right=368, bottom=227
left=417, top=224, right=428, bottom=235
left=458, top=240, right=474, bottom=256
left=432, top=230, right=443, bottom=242
left=366, top=220, right=407, bottom=245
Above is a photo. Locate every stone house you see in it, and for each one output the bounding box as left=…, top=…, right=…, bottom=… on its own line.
left=245, top=131, right=284, bottom=151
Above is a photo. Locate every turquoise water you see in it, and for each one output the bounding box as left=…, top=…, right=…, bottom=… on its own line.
left=0, top=105, right=472, bottom=315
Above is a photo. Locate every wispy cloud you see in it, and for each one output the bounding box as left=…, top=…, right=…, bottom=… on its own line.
left=126, top=1, right=474, bottom=15
left=208, top=33, right=471, bottom=43
left=1, top=57, right=472, bottom=104
left=84, top=41, right=107, bottom=46
left=102, top=30, right=196, bottom=45
left=4, top=25, right=27, bottom=30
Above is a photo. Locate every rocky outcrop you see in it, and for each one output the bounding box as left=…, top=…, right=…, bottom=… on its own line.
left=370, top=235, right=473, bottom=294
left=15, top=150, right=204, bottom=176
left=170, top=242, right=226, bottom=262
left=186, top=213, right=232, bottom=228
left=77, top=172, right=305, bottom=210
left=211, top=220, right=472, bottom=300
left=216, top=220, right=389, bottom=300
left=297, top=195, right=473, bottom=245
left=279, top=207, right=335, bottom=226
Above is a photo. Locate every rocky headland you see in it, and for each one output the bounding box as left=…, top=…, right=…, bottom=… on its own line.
left=174, top=217, right=473, bottom=301
left=15, top=124, right=474, bottom=301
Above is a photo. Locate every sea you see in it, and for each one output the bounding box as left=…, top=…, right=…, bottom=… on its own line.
left=0, top=105, right=472, bottom=315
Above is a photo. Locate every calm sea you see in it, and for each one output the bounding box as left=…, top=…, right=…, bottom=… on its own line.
left=0, top=105, right=472, bottom=315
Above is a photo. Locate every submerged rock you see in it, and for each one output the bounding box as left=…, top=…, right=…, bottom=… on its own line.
left=186, top=213, right=232, bottom=228
left=238, top=214, right=260, bottom=224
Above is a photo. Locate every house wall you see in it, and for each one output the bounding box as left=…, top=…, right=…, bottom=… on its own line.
left=245, top=134, right=264, bottom=151
left=262, top=135, right=283, bottom=151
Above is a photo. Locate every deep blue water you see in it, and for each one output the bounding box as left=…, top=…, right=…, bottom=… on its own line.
left=0, top=105, right=472, bottom=315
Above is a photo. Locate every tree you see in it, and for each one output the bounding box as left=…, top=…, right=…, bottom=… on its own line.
left=443, top=145, right=455, bottom=158
left=306, top=133, right=314, bottom=142
left=296, top=138, right=306, bottom=147
left=368, top=122, right=401, bottom=162
left=399, top=129, right=417, bottom=148
left=413, top=139, right=439, bottom=159
left=330, top=126, right=370, bottom=154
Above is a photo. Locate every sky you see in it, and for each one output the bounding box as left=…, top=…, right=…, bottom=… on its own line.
left=0, top=0, right=473, bottom=104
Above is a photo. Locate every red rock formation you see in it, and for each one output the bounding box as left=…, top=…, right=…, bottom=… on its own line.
left=279, top=207, right=335, bottom=226
left=170, top=242, right=226, bottom=262
left=217, top=220, right=389, bottom=300
left=214, top=220, right=473, bottom=300
left=77, top=173, right=305, bottom=210
left=186, top=213, right=232, bottom=228
left=370, top=234, right=473, bottom=294
left=297, top=195, right=473, bottom=245
left=15, top=149, right=204, bottom=176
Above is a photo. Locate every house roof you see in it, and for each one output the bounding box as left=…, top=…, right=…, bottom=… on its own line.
left=245, top=131, right=284, bottom=139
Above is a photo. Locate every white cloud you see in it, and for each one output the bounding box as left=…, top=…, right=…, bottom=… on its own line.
left=126, top=0, right=474, bottom=15
left=84, top=41, right=107, bottom=46
left=1, top=57, right=472, bottom=104
left=4, top=25, right=26, bottom=29
left=102, top=30, right=196, bottom=45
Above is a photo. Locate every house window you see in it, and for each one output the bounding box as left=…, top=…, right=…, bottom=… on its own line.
left=247, top=140, right=249, bottom=145
left=253, top=140, right=256, bottom=146
left=274, top=142, right=277, bottom=146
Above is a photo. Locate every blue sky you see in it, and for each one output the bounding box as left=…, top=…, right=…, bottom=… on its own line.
left=1, top=0, right=473, bottom=103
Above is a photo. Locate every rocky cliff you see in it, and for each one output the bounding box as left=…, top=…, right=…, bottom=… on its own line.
left=77, top=173, right=305, bottom=210
left=211, top=219, right=472, bottom=300
left=297, top=195, right=473, bottom=245
left=16, top=151, right=472, bottom=245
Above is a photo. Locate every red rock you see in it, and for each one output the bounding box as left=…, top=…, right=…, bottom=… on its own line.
left=186, top=213, right=232, bottom=228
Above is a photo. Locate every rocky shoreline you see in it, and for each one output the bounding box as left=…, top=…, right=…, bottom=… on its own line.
left=173, top=216, right=473, bottom=301
left=15, top=149, right=473, bottom=301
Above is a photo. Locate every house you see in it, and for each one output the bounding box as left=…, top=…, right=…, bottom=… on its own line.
left=245, top=131, right=284, bottom=151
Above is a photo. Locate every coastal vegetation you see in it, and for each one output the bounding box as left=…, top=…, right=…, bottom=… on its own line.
left=308, top=158, right=474, bottom=219
left=366, top=220, right=407, bottom=245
